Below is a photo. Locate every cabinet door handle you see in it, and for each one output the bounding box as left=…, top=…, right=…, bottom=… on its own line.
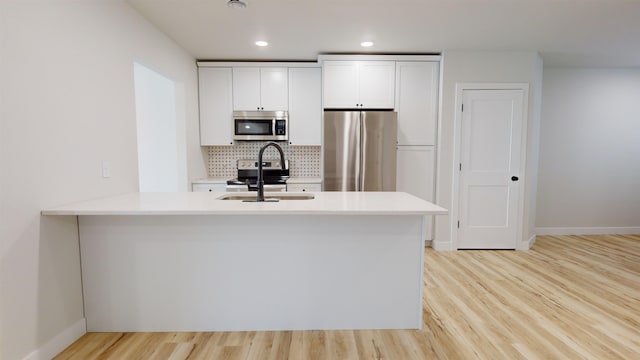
left=511, top=176, right=519, bottom=181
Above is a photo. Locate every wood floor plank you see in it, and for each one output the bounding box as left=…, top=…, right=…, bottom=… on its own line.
left=53, top=234, right=640, bottom=359
left=266, top=331, right=293, bottom=360
left=181, top=332, right=218, bottom=359
left=353, top=330, right=383, bottom=360
left=325, top=330, right=358, bottom=359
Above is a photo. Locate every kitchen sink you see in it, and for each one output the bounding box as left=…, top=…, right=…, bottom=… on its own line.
left=217, top=193, right=315, bottom=201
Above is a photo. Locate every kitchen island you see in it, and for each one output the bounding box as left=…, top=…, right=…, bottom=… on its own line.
left=42, top=192, right=447, bottom=332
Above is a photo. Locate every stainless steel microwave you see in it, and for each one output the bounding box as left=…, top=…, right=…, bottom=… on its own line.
left=233, top=111, right=288, bottom=141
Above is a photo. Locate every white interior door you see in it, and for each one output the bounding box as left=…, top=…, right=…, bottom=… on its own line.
left=458, top=89, right=524, bottom=249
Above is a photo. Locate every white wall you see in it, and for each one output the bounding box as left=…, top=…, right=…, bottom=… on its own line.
left=0, top=1, right=203, bottom=359
left=536, top=68, right=640, bottom=233
left=434, top=51, right=542, bottom=250
left=134, top=62, right=185, bottom=192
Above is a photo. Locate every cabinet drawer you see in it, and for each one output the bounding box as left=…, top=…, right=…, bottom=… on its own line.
left=192, top=183, right=227, bottom=192
left=287, top=183, right=321, bottom=192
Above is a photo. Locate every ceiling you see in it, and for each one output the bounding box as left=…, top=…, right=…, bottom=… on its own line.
left=125, top=0, right=640, bottom=67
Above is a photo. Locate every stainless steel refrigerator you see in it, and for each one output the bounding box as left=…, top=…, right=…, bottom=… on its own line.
left=323, top=110, right=397, bottom=191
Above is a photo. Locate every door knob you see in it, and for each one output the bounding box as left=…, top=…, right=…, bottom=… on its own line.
left=511, top=176, right=519, bottom=181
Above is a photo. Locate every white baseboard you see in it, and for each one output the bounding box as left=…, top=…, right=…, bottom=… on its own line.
left=23, top=318, right=86, bottom=360
left=432, top=241, right=454, bottom=251
left=517, top=234, right=537, bottom=250
left=536, top=227, right=640, bottom=236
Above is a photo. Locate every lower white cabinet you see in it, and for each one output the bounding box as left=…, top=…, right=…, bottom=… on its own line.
left=396, top=145, right=435, bottom=240
left=287, top=183, right=322, bottom=192
left=194, top=181, right=323, bottom=193
left=192, top=182, right=226, bottom=192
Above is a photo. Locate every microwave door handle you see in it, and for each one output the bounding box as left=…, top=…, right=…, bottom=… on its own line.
left=272, top=118, right=276, bottom=136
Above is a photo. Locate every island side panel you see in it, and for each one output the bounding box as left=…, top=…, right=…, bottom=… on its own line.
left=79, top=214, right=425, bottom=331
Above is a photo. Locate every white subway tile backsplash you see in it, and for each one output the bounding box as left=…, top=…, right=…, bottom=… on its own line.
left=207, top=143, right=321, bottom=178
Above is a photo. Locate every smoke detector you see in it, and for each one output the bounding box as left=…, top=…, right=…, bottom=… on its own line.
left=227, top=0, right=248, bottom=9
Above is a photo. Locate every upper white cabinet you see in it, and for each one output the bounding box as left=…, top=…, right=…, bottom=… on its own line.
left=232, top=67, right=288, bottom=111
left=395, top=61, right=439, bottom=146
left=198, top=67, right=233, bottom=146
left=198, top=62, right=322, bottom=147
left=358, top=62, right=396, bottom=108
left=288, top=67, right=322, bottom=146
left=323, top=61, right=395, bottom=109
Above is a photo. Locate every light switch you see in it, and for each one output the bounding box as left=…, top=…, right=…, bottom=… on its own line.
left=102, top=161, right=111, bottom=178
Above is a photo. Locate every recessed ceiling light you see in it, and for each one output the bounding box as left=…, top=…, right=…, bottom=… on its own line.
left=255, top=40, right=269, bottom=47
left=227, top=0, right=248, bottom=9
left=360, top=41, right=374, bottom=48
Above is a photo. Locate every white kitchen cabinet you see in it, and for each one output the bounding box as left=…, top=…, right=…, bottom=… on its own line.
left=397, top=145, right=435, bottom=240
left=287, top=182, right=322, bottom=192
left=395, top=61, right=439, bottom=146
left=198, top=67, right=234, bottom=146
left=192, top=182, right=227, bottom=192
left=323, top=61, right=395, bottom=109
left=232, top=67, right=288, bottom=111
left=288, top=67, right=322, bottom=145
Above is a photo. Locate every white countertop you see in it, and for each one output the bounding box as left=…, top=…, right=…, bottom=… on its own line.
left=41, top=192, right=447, bottom=216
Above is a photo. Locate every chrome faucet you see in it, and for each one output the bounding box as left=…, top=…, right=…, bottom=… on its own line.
left=257, top=142, right=286, bottom=202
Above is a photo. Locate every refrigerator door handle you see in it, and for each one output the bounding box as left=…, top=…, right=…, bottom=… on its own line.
left=355, top=115, right=362, bottom=191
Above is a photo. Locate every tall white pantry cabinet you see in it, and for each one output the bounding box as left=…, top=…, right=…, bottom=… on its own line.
left=395, top=61, right=439, bottom=241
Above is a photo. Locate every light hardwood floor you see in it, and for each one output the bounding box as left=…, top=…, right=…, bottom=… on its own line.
left=54, top=234, right=640, bottom=359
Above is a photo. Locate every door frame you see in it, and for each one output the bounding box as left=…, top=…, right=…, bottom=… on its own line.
left=451, top=83, right=529, bottom=250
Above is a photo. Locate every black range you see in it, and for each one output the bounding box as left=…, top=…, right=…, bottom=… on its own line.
left=226, top=159, right=289, bottom=192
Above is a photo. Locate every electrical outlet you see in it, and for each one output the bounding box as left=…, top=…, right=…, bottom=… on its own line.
left=102, top=161, right=111, bottom=178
